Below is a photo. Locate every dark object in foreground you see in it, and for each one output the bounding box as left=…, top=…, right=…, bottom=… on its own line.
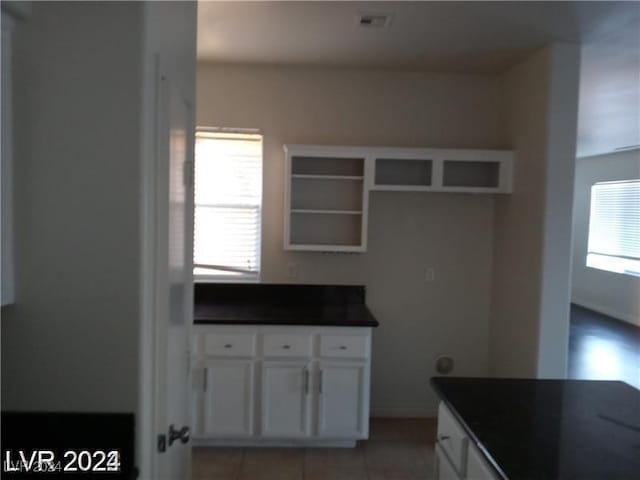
left=1, top=412, right=135, bottom=479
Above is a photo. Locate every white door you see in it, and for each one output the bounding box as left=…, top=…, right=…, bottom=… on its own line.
left=261, top=361, right=311, bottom=438
left=317, top=362, right=368, bottom=438
left=203, top=360, right=254, bottom=437
left=154, top=66, right=194, bottom=479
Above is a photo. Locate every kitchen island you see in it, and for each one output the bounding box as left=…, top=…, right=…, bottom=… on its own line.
left=431, top=377, right=640, bottom=479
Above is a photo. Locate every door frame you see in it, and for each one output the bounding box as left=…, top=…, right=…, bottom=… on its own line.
left=137, top=52, right=196, bottom=479
left=137, top=53, right=163, bottom=480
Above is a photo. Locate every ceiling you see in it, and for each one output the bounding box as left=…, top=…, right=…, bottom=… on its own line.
left=197, top=1, right=639, bottom=73
left=197, top=1, right=639, bottom=157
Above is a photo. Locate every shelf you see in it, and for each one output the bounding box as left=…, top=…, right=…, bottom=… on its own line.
left=442, top=160, right=500, bottom=188
left=374, top=158, right=433, bottom=188
left=289, top=209, right=363, bottom=247
left=291, top=156, right=364, bottom=176
left=284, top=144, right=513, bottom=252
left=292, top=174, right=364, bottom=181
left=291, top=209, right=363, bottom=215
left=291, top=177, right=363, bottom=212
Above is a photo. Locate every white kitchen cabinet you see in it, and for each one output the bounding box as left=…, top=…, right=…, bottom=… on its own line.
left=205, top=360, right=254, bottom=436
left=316, top=361, right=368, bottom=438
left=191, top=360, right=255, bottom=438
left=466, top=443, right=498, bottom=480
left=434, top=402, right=499, bottom=480
left=191, top=325, right=372, bottom=446
left=435, top=443, right=463, bottom=480
left=261, top=361, right=311, bottom=438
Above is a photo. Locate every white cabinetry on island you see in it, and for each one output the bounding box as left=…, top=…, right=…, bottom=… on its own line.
left=191, top=325, right=372, bottom=447
left=434, top=403, right=499, bottom=480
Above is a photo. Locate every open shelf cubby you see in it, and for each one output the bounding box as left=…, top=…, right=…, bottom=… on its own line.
left=442, top=160, right=500, bottom=188
left=291, top=156, right=364, bottom=177
left=374, top=158, right=433, bottom=188
left=289, top=211, right=363, bottom=247
left=291, top=177, right=363, bottom=212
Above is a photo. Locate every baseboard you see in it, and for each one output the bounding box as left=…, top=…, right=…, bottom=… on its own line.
left=192, top=438, right=356, bottom=448
left=571, top=297, right=640, bottom=327
left=370, top=406, right=437, bottom=418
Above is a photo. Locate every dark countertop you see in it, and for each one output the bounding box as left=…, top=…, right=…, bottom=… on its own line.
left=194, top=283, right=379, bottom=327
left=194, top=303, right=379, bottom=327
left=431, top=377, right=640, bottom=480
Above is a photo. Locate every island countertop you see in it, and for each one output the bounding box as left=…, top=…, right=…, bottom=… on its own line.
left=431, top=377, right=640, bottom=480
left=194, top=283, right=379, bottom=327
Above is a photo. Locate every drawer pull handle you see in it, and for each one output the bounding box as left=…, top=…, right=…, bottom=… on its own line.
left=438, top=435, right=450, bottom=441
left=282, top=345, right=291, bottom=350
left=224, top=344, right=233, bottom=349
left=339, top=345, right=347, bottom=350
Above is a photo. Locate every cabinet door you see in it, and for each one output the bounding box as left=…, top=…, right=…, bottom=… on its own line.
left=435, top=444, right=463, bottom=480
left=317, top=362, right=368, bottom=438
left=467, top=444, right=499, bottom=480
left=261, top=361, right=311, bottom=438
left=191, top=365, right=206, bottom=437
left=203, top=360, right=254, bottom=437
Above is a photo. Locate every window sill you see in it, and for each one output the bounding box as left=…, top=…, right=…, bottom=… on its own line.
left=586, top=254, right=640, bottom=278
left=194, top=276, right=261, bottom=284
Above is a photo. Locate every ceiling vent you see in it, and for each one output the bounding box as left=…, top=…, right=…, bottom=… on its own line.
left=357, top=12, right=393, bottom=29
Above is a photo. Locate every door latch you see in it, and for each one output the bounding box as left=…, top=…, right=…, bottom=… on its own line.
left=157, top=434, right=167, bottom=453
left=168, top=424, right=190, bottom=446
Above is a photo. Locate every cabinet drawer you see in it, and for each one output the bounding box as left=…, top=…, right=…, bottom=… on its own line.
left=319, top=334, right=369, bottom=358
left=203, top=333, right=256, bottom=357
left=437, top=403, right=469, bottom=476
left=263, top=333, right=312, bottom=358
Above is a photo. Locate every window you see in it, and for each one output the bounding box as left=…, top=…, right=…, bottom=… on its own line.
left=193, top=130, right=262, bottom=281
left=587, top=179, right=640, bottom=277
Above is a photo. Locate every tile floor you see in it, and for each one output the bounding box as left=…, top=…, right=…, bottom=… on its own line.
left=192, top=418, right=437, bottom=480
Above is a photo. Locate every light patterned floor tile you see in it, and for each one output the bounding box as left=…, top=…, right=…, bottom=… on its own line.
left=237, top=463, right=302, bottom=480
left=304, top=465, right=368, bottom=480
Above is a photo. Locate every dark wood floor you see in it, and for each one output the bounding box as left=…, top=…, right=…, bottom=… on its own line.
left=569, top=304, right=640, bottom=389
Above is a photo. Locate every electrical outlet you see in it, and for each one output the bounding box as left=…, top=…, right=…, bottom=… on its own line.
left=287, top=262, right=298, bottom=279
left=425, top=267, right=435, bottom=282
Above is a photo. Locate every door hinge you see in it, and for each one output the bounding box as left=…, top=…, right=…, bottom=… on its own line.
left=157, top=434, right=167, bottom=453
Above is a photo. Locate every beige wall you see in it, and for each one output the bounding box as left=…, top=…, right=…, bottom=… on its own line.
left=197, top=63, right=506, bottom=415
left=1, top=2, right=144, bottom=411
left=571, top=149, right=640, bottom=326
left=490, top=44, right=580, bottom=378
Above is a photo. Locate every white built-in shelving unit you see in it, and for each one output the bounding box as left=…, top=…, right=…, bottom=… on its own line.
left=284, top=146, right=369, bottom=252
left=284, top=145, right=514, bottom=252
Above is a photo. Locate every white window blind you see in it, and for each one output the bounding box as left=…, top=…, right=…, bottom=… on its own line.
left=587, top=179, right=640, bottom=277
left=194, top=130, right=262, bottom=281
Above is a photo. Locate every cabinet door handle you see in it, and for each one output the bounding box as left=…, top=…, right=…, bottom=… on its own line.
left=438, top=435, right=450, bottom=441
left=303, top=368, right=309, bottom=395
left=203, top=367, right=208, bottom=392
left=319, top=369, right=323, bottom=394
left=282, top=345, right=291, bottom=350
left=224, top=344, right=233, bottom=349
left=339, top=345, right=347, bottom=350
